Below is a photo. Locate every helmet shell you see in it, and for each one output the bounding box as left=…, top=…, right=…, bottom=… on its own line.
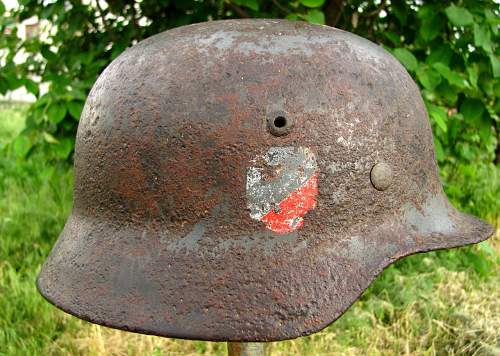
left=37, top=19, right=493, bottom=341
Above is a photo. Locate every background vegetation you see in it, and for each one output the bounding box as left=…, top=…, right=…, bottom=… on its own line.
left=0, top=0, right=498, bottom=354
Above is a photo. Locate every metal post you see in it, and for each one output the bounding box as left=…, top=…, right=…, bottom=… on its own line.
left=227, top=342, right=266, bottom=356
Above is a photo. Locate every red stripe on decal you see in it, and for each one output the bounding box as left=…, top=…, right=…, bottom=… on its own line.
left=261, top=174, right=318, bottom=234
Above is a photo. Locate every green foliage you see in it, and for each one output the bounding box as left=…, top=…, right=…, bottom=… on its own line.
left=1, top=0, right=498, bottom=173
left=0, top=102, right=27, bottom=148
left=300, top=0, right=326, bottom=9
left=0, top=135, right=74, bottom=355
left=393, top=48, right=418, bottom=71
left=445, top=4, right=474, bottom=27
left=306, top=9, right=326, bottom=25
left=442, top=162, right=499, bottom=222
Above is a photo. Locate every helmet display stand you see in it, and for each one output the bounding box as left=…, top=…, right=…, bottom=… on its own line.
left=227, top=342, right=265, bottom=356
left=37, top=19, right=492, bottom=353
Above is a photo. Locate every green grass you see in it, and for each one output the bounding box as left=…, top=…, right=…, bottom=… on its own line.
left=0, top=102, right=27, bottom=148
left=0, top=104, right=498, bottom=355
left=0, top=103, right=76, bottom=355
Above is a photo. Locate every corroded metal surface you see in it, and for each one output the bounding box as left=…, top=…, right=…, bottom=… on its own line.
left=37, top=19, right=493, bottom=341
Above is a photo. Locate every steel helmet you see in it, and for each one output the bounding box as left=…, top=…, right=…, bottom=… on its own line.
left=37, top=19, right=493, bottom=341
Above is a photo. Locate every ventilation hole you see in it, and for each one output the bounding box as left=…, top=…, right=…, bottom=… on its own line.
left=267, top=113, right=293, bottom=136
left=273, top=116, right=287, bottom=128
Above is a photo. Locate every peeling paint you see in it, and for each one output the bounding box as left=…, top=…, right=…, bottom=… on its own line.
left=247, top=146, right=318, bottom=233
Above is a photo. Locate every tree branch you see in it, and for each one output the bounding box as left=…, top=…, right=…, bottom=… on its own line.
left=95, top=0, right=116, bottom=41
left=225, top=2, right=249, bottom=18
left=324, top=0, right=345, bottom=27
left=271, top=0, right=290, bottom=15
left=363, top=0, right=387, bottom=18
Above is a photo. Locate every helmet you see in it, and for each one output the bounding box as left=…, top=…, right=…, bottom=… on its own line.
left=37, top=19, right=493, bottom=341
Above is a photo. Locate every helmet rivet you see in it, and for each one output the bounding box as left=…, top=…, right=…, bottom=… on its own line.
left=370, top=162, right=392, bottom=191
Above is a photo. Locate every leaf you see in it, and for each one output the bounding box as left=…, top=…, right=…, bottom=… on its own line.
left=24, top=79, right=39, bottom=96
left=479, top=72, right=495, bottom=96
left=52, top=137, right=74, bottom=159
left=420, top=14, right=444, bottom=42
left=232, top=0, right=259, bottom=11
left=416, top=4, right=434, bottom=19
left=448, top=114, right=462, bottom=142
left=67, top=88, right=87, bottom=101
left=392, top=1, right=408, bottom=25
left=285, top=13, right=299, bottom=21
left=47, top=102, right=67, bottom=124
left=306, top=9, right=325, bottom=25
left=41, top=46, right=58, bottom=62
left=300, top=0, right=325, bottom=8
left=41, top=3, right=57, bottom=19
left=0, top=76, right=9, bottom=94
left=466, top=64, right=479, bottom=88
left=78, top=51, right=95, bottom=66
left=33, top=94, right=50, bottom=108
left=432, top=63, right=467, bottom=88
left=426, top=44, right=453, bottom=66
left=434, top=137, right=445, bottom=162
left=436, top=81, right=458, bottom=105
left=67, top=101, right=84, bottom=120
left=383, top=31, right=401, bottom=46
left=478, top=241, right=495, bottom=256
left=0, top=1, right=5, bottom=15
left=417, top=66, right=441, bottom=90
left=42, top=131, right=59, bottom=144
left=485, top=9, right=499, bottom=35
left=427, top=104, right=447, bottom=132
left=445, top=4, right=474, bottom=27
left=473, top=24, right=492, bottom=52
left=478, top=116, right=492, bottom=142
left=11, top=134, right=32, bottom=159
left=393, top=48, right=418, bottom=72
left=460, top=99, right=485, bottom=125
left=489, top=54, right=500, bottom=78
left=6, top=74, right=23, bottom=90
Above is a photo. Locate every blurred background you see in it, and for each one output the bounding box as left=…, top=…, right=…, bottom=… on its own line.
left=0, top=0, right=498, bottom=355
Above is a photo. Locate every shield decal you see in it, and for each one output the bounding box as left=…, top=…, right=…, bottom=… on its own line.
left=246, top=146, right=319, bottom=234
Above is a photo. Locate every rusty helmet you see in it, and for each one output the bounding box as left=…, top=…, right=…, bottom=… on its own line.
left=37, top=19, right=493, bottom=341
